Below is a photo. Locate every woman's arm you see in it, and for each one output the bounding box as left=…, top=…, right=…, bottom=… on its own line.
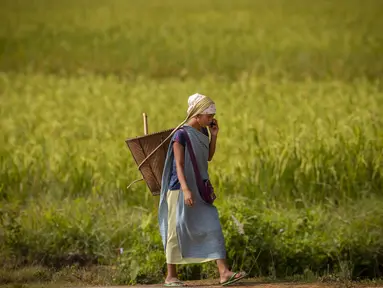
left=173, top=141, right=194, bottom=206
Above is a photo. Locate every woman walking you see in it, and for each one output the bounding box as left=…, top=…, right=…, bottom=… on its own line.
left=158, top=93, right=247, bottom=287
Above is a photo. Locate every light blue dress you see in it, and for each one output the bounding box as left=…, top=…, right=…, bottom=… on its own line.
left=158, top=125, right=226, bottom=260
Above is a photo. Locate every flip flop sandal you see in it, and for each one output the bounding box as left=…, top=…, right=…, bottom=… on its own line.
left=164, top=281, right=186, bottom=287
left=220, top=271, right=247, bottom=286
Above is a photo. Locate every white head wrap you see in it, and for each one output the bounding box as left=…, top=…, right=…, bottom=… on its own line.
left=187, top=93, right=216, bottom=115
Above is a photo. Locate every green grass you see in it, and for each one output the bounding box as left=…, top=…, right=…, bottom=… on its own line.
left=1, top=73, right=382, bottom=203
left=1, top=0, right=383, bottom=285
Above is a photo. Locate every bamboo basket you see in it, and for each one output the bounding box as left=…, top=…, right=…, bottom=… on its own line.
left=125, top=113, right=175, bottom=196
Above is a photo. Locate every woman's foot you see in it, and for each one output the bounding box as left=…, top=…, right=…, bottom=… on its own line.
left=219, top=271, right=247, bottom=286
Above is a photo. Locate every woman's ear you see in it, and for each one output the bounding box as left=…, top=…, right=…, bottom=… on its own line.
left=195, top=115, right=202, bottom=125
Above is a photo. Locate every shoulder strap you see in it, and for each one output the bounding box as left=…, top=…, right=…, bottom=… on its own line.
left=180, top=128, right=205, bottom=192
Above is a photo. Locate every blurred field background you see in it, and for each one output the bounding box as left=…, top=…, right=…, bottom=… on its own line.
left=1, top=0, right=383, bottom=285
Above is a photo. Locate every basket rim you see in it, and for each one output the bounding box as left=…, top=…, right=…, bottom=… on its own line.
left=125, top=127, right=176, bottom=143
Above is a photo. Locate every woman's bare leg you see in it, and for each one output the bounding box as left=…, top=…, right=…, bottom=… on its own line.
left=166, top=264, right=179, bottom=283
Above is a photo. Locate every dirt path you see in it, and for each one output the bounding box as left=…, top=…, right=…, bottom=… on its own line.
left=80, top=279, right=382, bottom=288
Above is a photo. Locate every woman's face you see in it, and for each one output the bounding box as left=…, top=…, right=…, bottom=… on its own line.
left=197, top=114, right=215, bottom=128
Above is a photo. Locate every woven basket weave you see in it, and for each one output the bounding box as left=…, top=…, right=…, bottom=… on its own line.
left=125, top=128, right=175, bottom=196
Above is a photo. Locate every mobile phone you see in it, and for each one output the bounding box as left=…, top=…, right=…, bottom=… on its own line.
left=210, top=121, right=216, bottom=127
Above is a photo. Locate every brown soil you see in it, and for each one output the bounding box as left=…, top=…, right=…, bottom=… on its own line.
left=82, top=278, right=383, bottom=288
